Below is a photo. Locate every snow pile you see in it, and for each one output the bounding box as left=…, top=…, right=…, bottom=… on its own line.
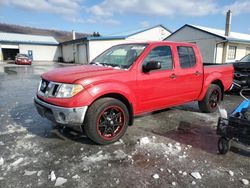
left=113, top=150, right=127, bottom=160
left=0, top=141, right=4, bottom=146
left=81, top=149, right=128, bottom=167
left=228, top=170, right=234, bottom=177
left=72, top=174, right=80, bottom=179
left=139, top=137, right=150, bottom=145
left=37, top=170, right=43, bottom=177
left=152, top=174, right=159, bottom=179
left=190, top=172, right=202, bottom=179
left=114, top=178, right=120, bottom=184
left=113, top=139, right=124, bottom=145
left=82, top=151, right=111, bottom=165
left=10, top=158, right=24, bottom=167
left=24, top=170, right=37, bottom=176
left=48, top=171, right=56, bottom=181
left=0, top=157, right=4, bottom=166
left=55, top=177, right=67, bottom=186
left=137, top=137, right=183, bottom=156
left=241, top=179, right=249, bottom=185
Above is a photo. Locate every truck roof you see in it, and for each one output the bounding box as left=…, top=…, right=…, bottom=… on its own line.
left=123, top=41, right=197, bottom=46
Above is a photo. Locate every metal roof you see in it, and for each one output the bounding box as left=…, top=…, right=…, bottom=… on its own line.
left=60, top=36, right=126, bottom=45
left=166, top=24, right=250, bottom=43
left=190, top=25, right=250, bottom=42
left=108, top=24, right=172, bottom=37
left=0, top=32, right=59, bottom=45
left=61, top=25, right=172, bottom=45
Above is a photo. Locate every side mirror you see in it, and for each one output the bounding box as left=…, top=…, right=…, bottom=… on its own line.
left=143, top=61, right=161, bottom=72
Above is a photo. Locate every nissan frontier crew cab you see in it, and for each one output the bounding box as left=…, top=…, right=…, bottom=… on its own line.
left=34, top=41, right=234, bottom=145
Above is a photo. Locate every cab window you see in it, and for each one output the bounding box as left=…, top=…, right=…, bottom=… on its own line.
left=142, top=46, right=173, bottom=70
left=177, top=46, right=196, bottom=68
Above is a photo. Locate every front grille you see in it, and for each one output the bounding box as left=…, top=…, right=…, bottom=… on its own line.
left=38, top=79, right=61, bottom=97
left=52, top=84, right=59, bottom=96
left=40, top=79, right=49, bottom=93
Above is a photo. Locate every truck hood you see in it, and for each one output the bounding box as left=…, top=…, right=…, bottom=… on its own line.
left=42, top=65, right=124, bottom=83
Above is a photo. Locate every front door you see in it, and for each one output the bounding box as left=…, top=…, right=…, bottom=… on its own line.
left=136, top=45, right=181, bottom=114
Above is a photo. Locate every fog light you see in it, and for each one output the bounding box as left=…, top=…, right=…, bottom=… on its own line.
left=59, top=112, right=66, bottom=122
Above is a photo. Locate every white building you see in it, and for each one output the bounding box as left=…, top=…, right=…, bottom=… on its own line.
left=0, top=32, right=60, bottom=61
left=166, top=10, right=250, bottom=64
left=165, top=24, right=250, bottom=64
left=61, top=25, right=171, bottom=64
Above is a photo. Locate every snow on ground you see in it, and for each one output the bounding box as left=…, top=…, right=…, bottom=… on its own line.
left=81, top=149, right=128, bottom=166
left=136, top=136, right=183, bottom=156
left=0, top=123, right=27, bottom=135
left=190, top=111, right=219, bottom=123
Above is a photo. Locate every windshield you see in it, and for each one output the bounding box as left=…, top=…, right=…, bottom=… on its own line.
left=240, top=54, right=250, bottom=62
left=16, top=54, right=28, bottom=58
left=91, top=44, right=147, bottom=69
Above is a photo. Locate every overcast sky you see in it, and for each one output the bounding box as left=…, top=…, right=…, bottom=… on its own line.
left=0, top=0, right=250, bottom=35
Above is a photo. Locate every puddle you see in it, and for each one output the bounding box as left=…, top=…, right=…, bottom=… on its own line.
left=153, top=121, right=218, bottom=154
left=4, top=66, right=33, bottom=75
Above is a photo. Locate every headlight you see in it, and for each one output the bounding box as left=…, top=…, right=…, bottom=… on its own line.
left=56, top=84, right=83, bottom=98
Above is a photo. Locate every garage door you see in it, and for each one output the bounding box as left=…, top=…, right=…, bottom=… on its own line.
left=1, top=44, right=19, bottom=60
left=77, top=44, right=87, bottom=64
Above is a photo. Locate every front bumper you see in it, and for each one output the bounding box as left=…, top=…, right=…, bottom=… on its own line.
left=34, top=96, right=88, bottom=132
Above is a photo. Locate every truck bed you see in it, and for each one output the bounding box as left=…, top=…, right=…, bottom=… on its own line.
left=203, top=63, right=234, bottom=92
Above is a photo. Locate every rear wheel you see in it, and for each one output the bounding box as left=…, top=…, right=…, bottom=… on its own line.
left=218, top=137, right=230, bottom=154
left=198, top=84, right=222, bottom=113
left=84, top=98, right=129, bottom=145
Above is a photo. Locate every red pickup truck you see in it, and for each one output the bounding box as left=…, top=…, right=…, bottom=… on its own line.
left=34, top=41, right=233, bottom=144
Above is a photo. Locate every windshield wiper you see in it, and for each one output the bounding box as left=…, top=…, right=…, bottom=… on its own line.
left=103, top=63, right=121, bottom=68
left=90, top=62, right=104, bottom=66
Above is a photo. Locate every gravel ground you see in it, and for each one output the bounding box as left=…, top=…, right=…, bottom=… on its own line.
left=0, top=62, right=250, bottom=188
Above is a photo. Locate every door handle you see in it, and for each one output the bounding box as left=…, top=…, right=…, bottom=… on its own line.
left=170, top=74, right=177, bottom=79
left=195, top=71, right=201, bottom=76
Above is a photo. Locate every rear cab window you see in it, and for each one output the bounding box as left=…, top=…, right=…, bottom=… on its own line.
left=142, top=46, right=173, bottom=71
left=177, top=46, right=196, bottom=68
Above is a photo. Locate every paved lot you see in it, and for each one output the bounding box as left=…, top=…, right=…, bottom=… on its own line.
left=0, top=62, right=250, bottom=188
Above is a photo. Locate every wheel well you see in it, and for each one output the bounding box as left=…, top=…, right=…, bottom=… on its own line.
left=211, top=80, right=224, bottom=100
left=95, top=93, right=134, bottom=126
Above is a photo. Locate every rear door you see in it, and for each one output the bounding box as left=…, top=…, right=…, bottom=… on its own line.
left=175, top=45, right=203, bottom=101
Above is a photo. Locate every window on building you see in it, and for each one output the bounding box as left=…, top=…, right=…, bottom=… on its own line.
left=142, top=46, right=173, bottom=70
left=246, top=47, right=250, bottom=55
left=177, top=46, right=196, bottom=68
left=228, top=46, right=237, bottom=60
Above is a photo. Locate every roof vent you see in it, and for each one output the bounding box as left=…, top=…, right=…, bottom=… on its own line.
left=225, top=10, right=232, bottom=36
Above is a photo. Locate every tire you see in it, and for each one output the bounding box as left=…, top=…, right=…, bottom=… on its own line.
left=218, top=137, right=230, bottom=154
left=198, top=84, right=222, bottom=113
left=84, top=98, right=129, bottom=145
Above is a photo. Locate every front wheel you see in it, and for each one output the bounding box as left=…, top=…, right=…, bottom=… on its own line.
left=84, top=98, right=129, bottom=145
left=198, top=84, right=222, bottom=113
